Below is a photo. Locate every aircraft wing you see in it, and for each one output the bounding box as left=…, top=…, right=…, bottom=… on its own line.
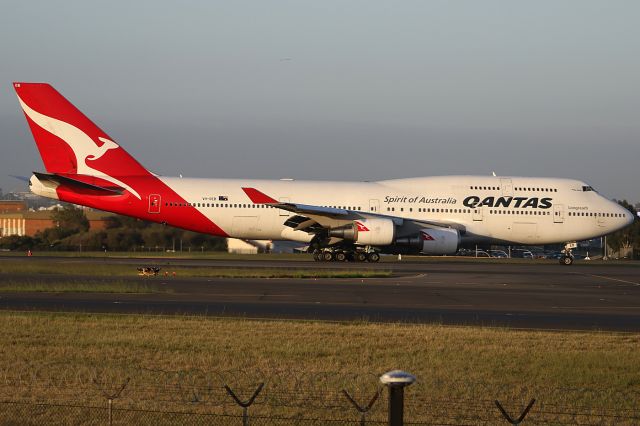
left=242, top=187, right=464, bottom=233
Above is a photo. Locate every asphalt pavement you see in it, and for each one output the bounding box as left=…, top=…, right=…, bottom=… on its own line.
left=1, top=255, right=639, bottom=331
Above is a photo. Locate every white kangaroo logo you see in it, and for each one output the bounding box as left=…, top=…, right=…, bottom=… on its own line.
left=18, top=96, right=141, bottom=200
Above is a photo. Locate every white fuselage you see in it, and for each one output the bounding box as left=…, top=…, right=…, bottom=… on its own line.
left=17, top=83, right=634, bottom=253
left=157, top=175, right=633, bottom=246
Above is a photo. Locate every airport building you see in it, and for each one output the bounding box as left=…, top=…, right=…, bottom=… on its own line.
left=0, top=205, right=112, bottom=237
left=0, top=201, right=27, bottom=214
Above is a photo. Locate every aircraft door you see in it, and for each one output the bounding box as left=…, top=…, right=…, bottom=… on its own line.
left=369, top=199, right=380, bottom=213
left=500, top=179, right=513, bottom=197
left=473, top=206, right=483, bottom=221
left=148, top=194, right=161, bottom=214
left=553, top=204, right=564, bottom=223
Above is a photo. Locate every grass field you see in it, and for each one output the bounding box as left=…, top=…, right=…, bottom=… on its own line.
left=0, top=279, right=168, bottom=293
left=0, top=254, right=637, bottom=422
left=0, top=261, right=392, bottom=279
left=0, top=310, right=637, bottom=423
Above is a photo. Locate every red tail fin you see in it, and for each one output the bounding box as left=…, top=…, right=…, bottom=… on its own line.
left=13, top=82, right=149, bottom=179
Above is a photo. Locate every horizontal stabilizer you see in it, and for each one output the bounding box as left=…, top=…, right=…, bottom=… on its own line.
left=33, top=172, right=124, bottom=195
left=9, top=175, right=30, bottom=183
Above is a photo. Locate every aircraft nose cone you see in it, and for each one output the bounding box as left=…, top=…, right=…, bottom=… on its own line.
left=617, top=206, right=635, bottom=227
left=626, top=211, right=636, bottom=226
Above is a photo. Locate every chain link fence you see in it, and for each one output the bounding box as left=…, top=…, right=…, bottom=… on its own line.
left=0, top=364, right=638, bottom=425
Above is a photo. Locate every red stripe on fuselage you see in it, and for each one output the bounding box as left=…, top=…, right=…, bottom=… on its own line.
left=54, top=175, right=229, bottom=237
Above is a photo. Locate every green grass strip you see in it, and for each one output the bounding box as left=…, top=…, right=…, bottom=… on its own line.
left=0, top=279, right=169, bottom=293
left=0, top=262, right=391, bottom=278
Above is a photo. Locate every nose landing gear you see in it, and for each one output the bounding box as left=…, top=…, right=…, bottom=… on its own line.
left=561, top=255, right=574, bottom=265
left=560, top=242, right=577, bottom=265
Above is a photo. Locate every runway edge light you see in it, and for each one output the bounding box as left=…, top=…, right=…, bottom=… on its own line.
left=380, top=370, right=416, bottom=426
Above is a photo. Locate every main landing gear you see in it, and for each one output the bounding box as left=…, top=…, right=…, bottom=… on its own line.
left=560, top=242, right=577, bottom=265
left=313, top=249, right=380, bottom=263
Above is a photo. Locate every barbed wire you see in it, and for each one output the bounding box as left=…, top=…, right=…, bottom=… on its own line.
left=0, top=363, right=638, bottom=424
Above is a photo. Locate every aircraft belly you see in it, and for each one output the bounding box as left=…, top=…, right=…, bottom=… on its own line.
left=231, top=216, right=260, bottom=239
left=510, top=222, right=539, bottom=244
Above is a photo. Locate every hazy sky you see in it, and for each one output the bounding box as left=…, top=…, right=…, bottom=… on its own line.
left=1, top=1, right=638, bottom=201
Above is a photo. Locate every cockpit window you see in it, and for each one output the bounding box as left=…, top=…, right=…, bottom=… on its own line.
left=582, top=185, right=596, bottom=192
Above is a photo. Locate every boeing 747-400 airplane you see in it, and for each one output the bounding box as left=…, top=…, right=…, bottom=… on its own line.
left=13, top=83, right=635, bottom=264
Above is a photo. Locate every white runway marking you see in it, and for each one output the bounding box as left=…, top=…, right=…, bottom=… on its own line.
left=551, top=306, right=640, bottom=310
left=190, top=294, right=298, bottom=298
left=572, top=272, right=640, bottom=286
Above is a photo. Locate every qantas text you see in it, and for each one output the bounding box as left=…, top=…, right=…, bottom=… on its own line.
left=463, top=196, right=553, bottom=209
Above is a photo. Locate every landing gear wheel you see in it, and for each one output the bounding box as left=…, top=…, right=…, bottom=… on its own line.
left=322, top=251, right=334, bottom=262
left=335, top=252, right=347, bottom=262
left=313, top=251, right=322, bottom=262
left=560, top=256, right=573, bottom=266
left=355, top=252, right=367, bottom=262
left=560, top=242, right=577, bottom=266
left=367, top=252, right=380, bottom=263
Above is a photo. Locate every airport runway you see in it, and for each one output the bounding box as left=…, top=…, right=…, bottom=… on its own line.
left=1, top=256, right=639, bottom=331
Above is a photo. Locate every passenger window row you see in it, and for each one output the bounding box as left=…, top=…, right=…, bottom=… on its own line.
left=386, top=207, right=472, bottom=214
left=568, top=212, right=624, bottom=217
left=321, top=206, right=363, bottom=211
left=490, top=210, right=550, bottom=216
left=163, top=202, right=367, bottom=211
left=165, top=202, right=273, bottom=208
left=514, top=187, right=557, bottom=192
left=470, top=186, right=500, bottom=190
left=470, top=186, right=558, bottom=192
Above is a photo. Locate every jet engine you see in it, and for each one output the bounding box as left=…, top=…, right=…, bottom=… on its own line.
left=328, top=220, right=458, bottom=254
left=328, top=218, right=395, bottom=246
left=394, top=227, right=459, bottom=254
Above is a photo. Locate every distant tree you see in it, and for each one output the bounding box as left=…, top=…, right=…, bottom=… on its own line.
left=81, top=231, right=108, bottom=251
left=141, top=227, right=168, bottom=250
left=105, top=229, right=144, bottom=251
left=0, top=235, right=39, bottom=251
left=51, top=206, right=89, bottom=234
left=104, top=216, right=123, bottom=229
left=184, top=231, right=227, bottom=251
left=22, top=208, right=228, bottom=252
left=121, top=216, right=150, bottom=230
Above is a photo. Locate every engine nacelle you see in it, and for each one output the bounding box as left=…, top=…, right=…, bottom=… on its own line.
left=328, top=218, right=395, bottom=246
left=394, top=227, right=459, bottom=254
left=418, top=228, right=459, bottom=254
left=355, top=218, right=395, bottom=245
